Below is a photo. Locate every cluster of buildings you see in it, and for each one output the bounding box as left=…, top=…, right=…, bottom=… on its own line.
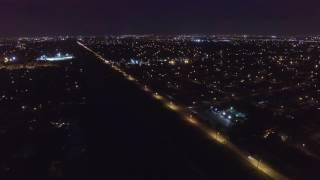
left=85, top=35, right=320, bottom=178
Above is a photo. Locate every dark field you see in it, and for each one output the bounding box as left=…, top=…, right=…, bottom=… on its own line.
left=0, top=42, right=264, bottom=180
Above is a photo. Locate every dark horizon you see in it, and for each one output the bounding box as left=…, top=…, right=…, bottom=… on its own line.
left=2, top=33, right=320, bottom=39
left=1, top=0, right=320, bottom=37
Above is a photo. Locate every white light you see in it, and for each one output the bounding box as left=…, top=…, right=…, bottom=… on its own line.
left=37, top=54, right=74, bottom=61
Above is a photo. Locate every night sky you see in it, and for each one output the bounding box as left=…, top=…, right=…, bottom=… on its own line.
left=1, top=0, right=320, bottom=36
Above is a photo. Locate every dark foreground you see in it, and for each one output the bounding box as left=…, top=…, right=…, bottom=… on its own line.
left=0, top=42, right=265, bottom=180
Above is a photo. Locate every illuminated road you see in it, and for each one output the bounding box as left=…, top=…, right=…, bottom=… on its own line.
left=78, top=41, right=288, bottom=180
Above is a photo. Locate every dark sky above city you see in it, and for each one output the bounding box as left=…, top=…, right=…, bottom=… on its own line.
left=1, top=0, right=320, bottom=36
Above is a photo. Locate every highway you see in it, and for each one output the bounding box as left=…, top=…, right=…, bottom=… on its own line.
left=78, top=41, right=288, bottom=180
